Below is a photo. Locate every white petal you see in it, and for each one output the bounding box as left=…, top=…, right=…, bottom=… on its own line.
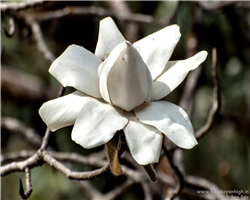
left=99, top=43, right=124, bottom=103
left=49, top=44, right=102, bottom=98
left=72, top=98, right=128, bottom=149
left=124, top=115, right=163, bottom=165
left=145, top=64, right=153, bottom=102
left=39, top=91, right=88, bottom=132
left=133, top=25, right=181, bottom=80
left=134, top=101, right=198, bottom=149
left=95, top=17, right=126, bottom=61
left=98, top=58, right=108, bottom=78
left=152, top=51, right=208, bottom=101
left=106, top=41, right=151, bottom=111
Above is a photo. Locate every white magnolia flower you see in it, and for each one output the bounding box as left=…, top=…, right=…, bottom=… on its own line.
left=39, top=17, right=207, bottom=165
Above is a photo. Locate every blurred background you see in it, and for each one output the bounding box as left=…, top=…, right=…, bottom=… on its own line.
left=1, top=1, right=250, bottom=199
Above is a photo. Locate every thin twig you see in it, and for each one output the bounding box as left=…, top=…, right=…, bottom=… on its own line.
left=24, top=13, right=55, bottom=63
left=24, top=168, right=32, bottom=198
left=40, top=85, right=65, bottom=150
left=0, top=150, right=106, bottom=168
left=162, top=144, right=184, bottom=200
left=141, top=182, right=153, bottom=200
left=1, top=117, right=42, bottom=149
left=1, top=0, right=46, bottom=13
left=196, top=48, right=220, bottom=140
left=50, top=151, right=106, bottom=167
left=33, top=6, right=169, bottom=27
left=75, top=181, right=102, bottom=200
left=1, top=153, right=42, bottom=176
left=40, top=128, right=52, bottom=150
left=0, top=148, right=142, bottom=183
left=179, top=67, right=203, bottom=117
left=1, top=66, right=56, bottom=103
left=1, top=150, right=36, bottom=164
left=102, top=179, right=134, bottom=200
left=41, top=150, right=109, bottom=180
left=185, top=175, right=223, bottom=200
left=106, top=1, right=140, bottom=42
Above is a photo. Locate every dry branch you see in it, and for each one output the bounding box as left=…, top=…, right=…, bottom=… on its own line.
left=195, top=48, right=220, bottom=140
left=32, top=6, right=169, bottom=27
left=22, top=167, right=32, bottom=199
left=185, top=175, right=223, bottom=199
left=106, top=1, right=140, bottom=42
left=24, top=14, right=55, bottom=63
left=1, top=117, right=42, bottom=149
left=1, top=153, right=42, bottom=176
left=42, top=151, right=110, bottom=180
left=102, top=179, right=134, bottom=200
left=162, top=144, right=184, bottom=200
left=75, top=181, right=102, bottom=200
left=1, top=0, right=46, bottom=12
left=1, top=66, right=55, bottom=103
left=1, top=150, right=36, bottom=164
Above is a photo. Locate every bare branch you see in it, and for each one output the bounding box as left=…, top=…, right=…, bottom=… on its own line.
left=1, top=149, right=109, bottom=180
left=1, top=66, right=56, bottom=103
left=18, top=169, right=33, bottom=200
left=1, top=147, right=146, bottom=187
left=76, top=178, right=134, bottom=200
left=103, top=179, right=134, bottom=200
left=24, top=14, right=55, bottom=63
left=106, top=1, right=140, bottom=42
left=24, top=168, right=32, bottom=198
left=141, top=182, right=153, bottom=200
left=1, top=153, right=42, bottom=176
left=42, top=150, right=110, bottom=180
left=1, top=117, right=42, bottom=149
left=196, top=48, right=220, bottom=140
left=178, top=67, right=202, bottom=117
left=40, top=128, right=52, bottom=150
left=162, top=144, right=184, bottom=199
left=179, top=15, right=204, bottom=118
left=33, top=6, right=169, bottom=27
left=1, top=0, right=46, bottom=13
left=75, top=181, right=102, bottom=200
left=1, top=150, right=36, bottom=164
left=52, top=152, right=106, bottom=167
left=0, top=150, right=106, bottom=169
left=1, top=84, right=65, bottom=176
left=185, top=175, right=223, bottom=199
left=40, top=86, right=65, bottom=150
left=19, top=169, right=32, bottom=199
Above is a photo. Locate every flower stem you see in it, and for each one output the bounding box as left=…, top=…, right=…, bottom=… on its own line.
left=141, top=164, right=158, bottom=182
